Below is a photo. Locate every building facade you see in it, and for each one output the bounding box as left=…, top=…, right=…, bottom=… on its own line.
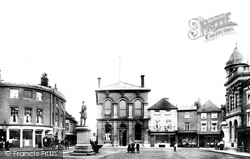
left=222, top=44, right=250, bottom=149
left=177, top=104, right=198, bottom=147
left=65, top=111, right=77, bottom=146
left=148, top=98, right=178, bottom=147
left=95, top=75, right=151, bottom=147
left=197, top=100, right=222, bottom=147
left=0, top=73, right=66, bottom=148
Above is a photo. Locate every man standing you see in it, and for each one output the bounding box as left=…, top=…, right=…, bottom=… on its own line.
left=80, top=101, right=87, bottom=126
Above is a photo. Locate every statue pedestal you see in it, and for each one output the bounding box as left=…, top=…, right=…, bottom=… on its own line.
left=71, top=126, right=95, bottom=156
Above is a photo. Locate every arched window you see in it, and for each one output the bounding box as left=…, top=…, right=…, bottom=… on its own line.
left=135, top=100, right=142, bottom=117
left=234, top=93, right=237, bottom=109
left=119, top=100, right=126, bottom=117
left=135, top=124, right=142, bottom=140
left=55, top=109, right=59, bottom=126
left=104, top=100, right=112, bottom=117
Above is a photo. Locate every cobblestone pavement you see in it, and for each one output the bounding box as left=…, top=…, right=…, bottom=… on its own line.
left=100, top=148, right=250, bottom=159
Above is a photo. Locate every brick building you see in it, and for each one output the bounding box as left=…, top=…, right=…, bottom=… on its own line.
left=0, top=73, right=66, bottom=148
left=148, top=98, right=178, bottom=147
left=197, top=100, right=222, bottom=147
left=95, top=75, right=151, bottom=147
left=177, top=103, right=198, bottom=147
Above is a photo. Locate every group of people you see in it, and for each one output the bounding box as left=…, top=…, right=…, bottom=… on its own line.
left=127, top=142, right=140, bottom=153
left=215, top=140, right=224, bottom=150
left=0, top=141, right=9, bottom=151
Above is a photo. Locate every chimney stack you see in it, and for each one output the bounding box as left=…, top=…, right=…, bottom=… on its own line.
left=41, top=73, right=49, bottom=87
left=141, top=75, right=145, bottom=87
left=98, top=77, right=101, bottom=88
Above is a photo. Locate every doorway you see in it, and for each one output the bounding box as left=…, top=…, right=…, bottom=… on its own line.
left=119, top=129, right=127, bottom=146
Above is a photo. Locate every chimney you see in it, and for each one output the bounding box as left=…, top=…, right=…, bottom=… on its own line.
left=98, top=77, right=101, bottom=88
left=195, top=98, right=201, bottom=110
left=141, top=75, right=145, bottom=87
left=41, top=73, right=49, bottom=87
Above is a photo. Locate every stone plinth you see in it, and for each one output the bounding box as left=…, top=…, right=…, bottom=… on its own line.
left=71, top=126, right=95, bottom=156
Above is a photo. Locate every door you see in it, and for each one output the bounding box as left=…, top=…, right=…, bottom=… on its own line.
left=150, top=136, right=154, bottom=147
left=35, top=135, right=42, bottom=148
left=119, top=129, right=127, bottom=146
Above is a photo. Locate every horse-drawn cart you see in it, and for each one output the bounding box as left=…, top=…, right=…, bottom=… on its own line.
left=43, top=135, right=56, bottom=151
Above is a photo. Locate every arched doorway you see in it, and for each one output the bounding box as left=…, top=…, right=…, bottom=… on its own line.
left=105, top=124, right=112, bottom=144
left=119, top=124, right=127, bottom=146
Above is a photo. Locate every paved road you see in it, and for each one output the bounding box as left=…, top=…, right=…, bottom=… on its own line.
left=102, top=148, right=250, bottom=159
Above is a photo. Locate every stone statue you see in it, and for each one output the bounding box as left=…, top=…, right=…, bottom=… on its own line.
left=80, top=101, right=87, bottom=126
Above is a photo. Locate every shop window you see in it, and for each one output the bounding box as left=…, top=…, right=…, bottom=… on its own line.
left=201, top=122, right=207, bottom=132
left=24, top=108, right=32, bottom=123
left=23, top=130, right=32, bottom=147
left=10, top=89, right=19, bottom=98
left=36, top=109, right=43, bottom=124
left=36, top=92, right=43, bottom=101
left=10, top=130, right=20, bottom=147
left=211, top=122, right=218, bottom=131
left=185, top=122, right=190, bottom=131
left=104, top=100, right=111, bottom=118
left=211, top=113, right=217, bottom=118
left=119, top=100, right=126, bottom=117
left=134, top=100, right=142, bottom=117
left=201, top=113, right=207, bottom=119
left=10, top=107, right=19, bottom=123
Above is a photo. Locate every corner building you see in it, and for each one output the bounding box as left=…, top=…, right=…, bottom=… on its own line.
left=95, top=75, right=151, bottom=147
left=0, top=74, right=66, bottom=148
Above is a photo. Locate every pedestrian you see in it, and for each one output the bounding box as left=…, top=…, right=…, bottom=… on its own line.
left=136, top=142, right=140, bottom=153
left=174, top=142, right=177, bottom=152
left=131, top=142, right=135, bottom=153
left=5, top=141, right=9, bottom=151
left=0, top=141, right=3, bottom=151
left=127, top=143, right=130, bottom=153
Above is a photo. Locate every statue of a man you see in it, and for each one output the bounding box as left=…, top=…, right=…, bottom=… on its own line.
left=80, top=101, right=87, bottom=126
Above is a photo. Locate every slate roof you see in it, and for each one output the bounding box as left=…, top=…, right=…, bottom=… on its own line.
left=96, top=81, right=150, bottom=91
left=148, top=98, right=177, bottom=110
left=226, top=45, right=248, bottom=66
left=197, top=100, right=221, bottom=113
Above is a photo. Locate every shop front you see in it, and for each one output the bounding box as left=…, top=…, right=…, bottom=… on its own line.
left=177, top=131, right=197, bottom=147
left=150, top=132, right=177, bottom=148
left=198, top=134, right=221, bottom=148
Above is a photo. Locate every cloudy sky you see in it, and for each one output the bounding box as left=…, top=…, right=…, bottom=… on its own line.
left=1, top=0, right=250, bottom=131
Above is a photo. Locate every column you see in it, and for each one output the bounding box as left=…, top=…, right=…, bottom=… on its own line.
left=97, top=105, right=102, bottom=118
left=42, top=130, right=45, bottom=148
left=113, top=103, right=117, bottom=118
left=20, top=128, right=23, bottom=148
left=129, top=104, right=133, bottom=119
left=6, top=128, right=9, bottom=142
left=113, top=121, right=118, bottom=146
left=33, top=129, right=36, bottom=148
left=129, top=121, right=133, bottom=142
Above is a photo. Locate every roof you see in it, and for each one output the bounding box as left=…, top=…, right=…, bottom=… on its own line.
left=66, top=111, right=77, bottom=123
left=197, top=100, right=221, bottom=113
left=148, top=98, right=177, bottom=110
left=226, top=44, right=248, bottom=66
left=95, top=81, right=150, bottom=91
left=177, top=104, right=197, bottom=111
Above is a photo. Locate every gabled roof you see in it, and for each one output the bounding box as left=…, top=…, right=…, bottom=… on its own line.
left=197, top=100, right=221, bottom=113
left=148, top=98, right=177, bottom=110
left=96, top=81, right=150, bottom=91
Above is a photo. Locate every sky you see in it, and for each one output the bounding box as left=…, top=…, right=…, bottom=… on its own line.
left=1, top=0, right=250, bottom=131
